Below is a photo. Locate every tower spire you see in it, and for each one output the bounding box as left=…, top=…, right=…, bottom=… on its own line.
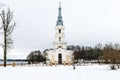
left=59, top=1, right=61, bottom=7
left=56, top=2, right=63, bottom=26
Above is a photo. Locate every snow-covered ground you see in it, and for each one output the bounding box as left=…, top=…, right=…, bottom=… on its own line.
left=0, top=64, right=120, bottom=80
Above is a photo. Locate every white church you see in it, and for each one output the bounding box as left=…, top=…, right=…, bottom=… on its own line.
left=46, top=3, right=73, bottom=65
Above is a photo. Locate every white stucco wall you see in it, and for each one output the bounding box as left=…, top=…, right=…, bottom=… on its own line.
left=47, top=49, right=73, bottom=64
left=46, top=24, right=73, bottom=64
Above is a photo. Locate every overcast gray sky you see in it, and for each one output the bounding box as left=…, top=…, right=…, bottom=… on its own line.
left=0, top=0, right=120, bottom=59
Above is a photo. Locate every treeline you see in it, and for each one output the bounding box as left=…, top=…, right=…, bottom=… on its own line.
left=27, top=50, right=46, bottom=64
left=67, top=43, right=120, bottom=60
left=26, top=49, right=54, bottom=64
left=67, top=43, right=103, bottom=62
left=67, top=43, right=120, bottom=70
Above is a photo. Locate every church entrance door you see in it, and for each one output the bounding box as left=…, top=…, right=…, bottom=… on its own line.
left=58, top=54, right=62, bottom=64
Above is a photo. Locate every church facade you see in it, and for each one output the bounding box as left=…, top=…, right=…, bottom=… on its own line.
left=46, top=3, right=73, bottom=65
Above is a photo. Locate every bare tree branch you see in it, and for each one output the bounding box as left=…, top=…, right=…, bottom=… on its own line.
left=0, top=7, right=16, bottom=67
left=6, top=23, right=16, bottom=36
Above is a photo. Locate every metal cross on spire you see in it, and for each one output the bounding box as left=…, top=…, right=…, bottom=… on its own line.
left=59, top=1, right=61, bottom=7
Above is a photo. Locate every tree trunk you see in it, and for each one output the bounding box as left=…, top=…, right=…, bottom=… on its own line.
left=4, top=31, right=7, bottom=67
left=0, top=8, right=16, bottom=67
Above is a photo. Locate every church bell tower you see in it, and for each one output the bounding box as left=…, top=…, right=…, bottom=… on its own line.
left=54, top=2, right=67, bottom=49
left=46, top=2, right=73, bottom=65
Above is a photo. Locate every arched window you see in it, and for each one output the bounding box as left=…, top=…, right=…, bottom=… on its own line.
left=59, top=29, right=61, bottom=33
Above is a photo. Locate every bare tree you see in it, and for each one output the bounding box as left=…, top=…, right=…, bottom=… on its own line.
left=101, top=44, right=120, bottom=70
left=0, top=8, right=16, bottom=67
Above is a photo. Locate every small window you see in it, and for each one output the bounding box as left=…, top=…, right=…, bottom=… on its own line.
left=59, top=29, right=61, bottom=33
